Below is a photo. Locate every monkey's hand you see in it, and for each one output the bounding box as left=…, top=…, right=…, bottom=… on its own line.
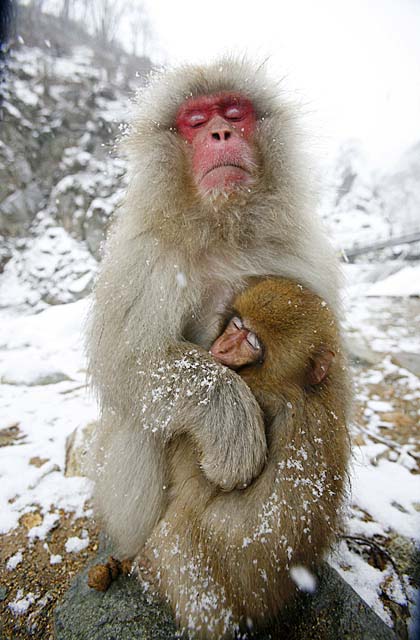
left=197, top=369, right=267, bottom=491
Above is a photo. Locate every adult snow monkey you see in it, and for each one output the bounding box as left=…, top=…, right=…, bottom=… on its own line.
left=87, top=58, right=346, bottom=592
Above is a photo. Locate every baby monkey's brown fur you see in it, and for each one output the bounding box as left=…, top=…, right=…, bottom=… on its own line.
left=141, top=277, right=351, bottom=639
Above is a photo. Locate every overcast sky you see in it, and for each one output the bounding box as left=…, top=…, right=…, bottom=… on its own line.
left=141, top=0, right=420, bottom=169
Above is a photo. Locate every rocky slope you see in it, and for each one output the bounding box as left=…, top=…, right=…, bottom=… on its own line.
left=0, top=7, right=151, bottom=312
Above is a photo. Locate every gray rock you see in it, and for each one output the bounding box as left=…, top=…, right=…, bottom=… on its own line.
left=65, top=421, right=96, bottom=478
left=55, top=558, right=396, bottom=640
left=14, top=156, right=33, bottom=186
left=32, top=371, right=72, bottom=385
left=54, top=189, right=85, bottom=240
left=273, top=562, right=396, bottom=640
left=24, top=181, right=44, bottom=217
left=85, top=225, right=105, bottom=261
left=392, top=352, right=420, bottom=377
left=1, top=190, right=30, bottom=228
left=67, top=272, right=94, bottom=297
left=55, top=550, right=178, bottom=640
left=84, top=199, right=112, bottom=260
left=345, top=334, right=383, bottom=366
left=0, top=243, right=12, bottom=274
left=0, top=182, right=43, bottom=235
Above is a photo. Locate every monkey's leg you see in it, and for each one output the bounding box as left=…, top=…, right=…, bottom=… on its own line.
left=92, top=417, right=167, bottom=557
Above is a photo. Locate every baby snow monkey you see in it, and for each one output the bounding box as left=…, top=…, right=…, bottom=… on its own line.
left=141, top=277, right=351, bottom=639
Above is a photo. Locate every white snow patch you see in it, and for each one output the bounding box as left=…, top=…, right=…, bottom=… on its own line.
left=0, top=352, right=71, bottom=386
left=14, top=80, right=39, bottom=107
left=0, top=297, right=96, bottom=535
left=367, top=400, right=394, bottom=413
left=290, top=565, right=317, bottom=593
left=8, top=590, right=36, bottom=616
left=65, top=535, right=89, bottom=553
left=6, top=550, right=23, bottom=571
left=28, top=512, right=60, bottom=542
left=350, top=449, right=420, bottom=540
left=50, top=554, right=63, bottom=565
left=331, top=544, right=393, bottom=626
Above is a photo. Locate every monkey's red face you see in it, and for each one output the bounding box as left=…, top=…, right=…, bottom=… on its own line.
left=176, top=93, right=257, bottom=196
left=210, top=316, right=263, bottom=370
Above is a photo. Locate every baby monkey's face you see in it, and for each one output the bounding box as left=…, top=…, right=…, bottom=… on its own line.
left=210, top=308, right=335, bottom=390
left=210, top=315, right=263, bottom=371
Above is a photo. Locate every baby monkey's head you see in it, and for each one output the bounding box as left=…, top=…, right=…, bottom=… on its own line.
left=210, top=278, right=339, bottom=391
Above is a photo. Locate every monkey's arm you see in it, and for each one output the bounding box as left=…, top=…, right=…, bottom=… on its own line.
left=132, top=343, right=267, bottom=492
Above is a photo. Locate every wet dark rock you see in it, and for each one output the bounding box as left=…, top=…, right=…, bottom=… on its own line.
left=55, top=557, right=396, bottom=640
left=273, top=563, right=396, bottom=640
left=55, top=547, right=178, bottom=640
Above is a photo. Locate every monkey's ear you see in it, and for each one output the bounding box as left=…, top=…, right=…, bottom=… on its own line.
left=307, top=347, right=335, bottom=385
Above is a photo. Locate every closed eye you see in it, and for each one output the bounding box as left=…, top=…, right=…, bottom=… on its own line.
left=246, top=331, right=261, bottom=350
left=231, top=316, right=243, bottom=330
left=186, top=112, right=208, bottom=127
left=224, top=105, right=246, bottom=121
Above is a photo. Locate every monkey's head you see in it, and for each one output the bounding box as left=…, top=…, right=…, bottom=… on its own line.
left=210, top=278, right=339, bottom=393
left=123, top=58, right=310, bottom=249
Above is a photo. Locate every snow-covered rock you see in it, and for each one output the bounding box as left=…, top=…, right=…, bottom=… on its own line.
left=0, top=220, right=97, bottom=312
left=367, top=264, right=420, bottom=297
left=0, top=353, right=71, bottom=386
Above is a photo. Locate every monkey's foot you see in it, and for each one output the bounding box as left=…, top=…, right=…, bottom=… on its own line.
left=87, top=556, right=133, bottom=592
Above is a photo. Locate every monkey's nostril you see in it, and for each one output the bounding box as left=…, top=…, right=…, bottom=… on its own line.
left=211, top=131, right=231, bottom=141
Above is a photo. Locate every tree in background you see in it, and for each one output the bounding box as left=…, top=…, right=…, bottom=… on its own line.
left=27, top=0, right=46, bottom=19
left=61, top=0, right=71, bottom=20
left=127, top=1, right=152, bottom=57
left=14, top=0, right=155, bottom=58
left=89, top=0, right=127, bottom=46
left=0, top=0, right=16, bottom=90
left=1, top=0, right=15, bottom=50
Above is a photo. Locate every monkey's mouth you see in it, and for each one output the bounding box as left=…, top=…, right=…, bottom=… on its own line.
left=199, top=163, right=253, bottom=193
left=202, top=162, right=250, bottom=178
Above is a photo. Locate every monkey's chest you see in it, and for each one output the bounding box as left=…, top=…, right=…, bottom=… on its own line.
left=183, top=280, right=238, bottom=349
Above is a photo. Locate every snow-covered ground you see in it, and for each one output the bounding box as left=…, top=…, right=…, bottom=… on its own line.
left=0, top=299, right=96, bottom=535
left=0, top=261, right=419, bottom=634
